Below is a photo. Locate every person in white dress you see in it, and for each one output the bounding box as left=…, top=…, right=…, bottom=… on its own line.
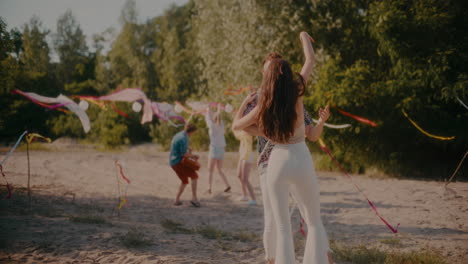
left=233, top=32, right=333, bottom=264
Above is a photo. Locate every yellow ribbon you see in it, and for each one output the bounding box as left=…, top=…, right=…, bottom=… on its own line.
left=26, top=133, right=52, bottom=144
left=118, top=197, right=127, bottom=210
left=85, top=98, right=107, bottom=110
left=224, top=86, right=251, bottom=95
left=318, top=138, right=327, bottom=148
left=402, top=109, right=455, bottom=141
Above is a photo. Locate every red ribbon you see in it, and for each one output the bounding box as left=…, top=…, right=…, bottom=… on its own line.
left=299, top=218, right=306, bottom=236
left=115, top=161, right=131, bottom=184
left=0, top=165, right=12, bottom=199
left=319, top=145, right=400, bottom=233
left=110, top=102, right=129, bottom=118
left=331, top=105, right=377, bottom=127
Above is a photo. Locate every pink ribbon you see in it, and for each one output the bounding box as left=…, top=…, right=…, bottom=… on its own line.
left=319, top=143, right=400, bottom=233
left=12, top=90, right=69, bottom=110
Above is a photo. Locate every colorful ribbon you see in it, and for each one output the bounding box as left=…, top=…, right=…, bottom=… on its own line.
left=299, top=218, right=306, bottom=236
left=73, top=96, right=108, bottom=110
left=331, top=105, right=377, bottom=127
left=26, top=133, right=52, bottom=144
left=97, top=88, right=153, bottom=124
left=115, top=160, right=130, bottom=211
left=224, top=86, right=252, bottom=96
left=312, top=119, right=352, bottom=129
left=14, top=90, right=91, bottom=133
left=317, top=138, right=400, bottom=233
left=151, top=102, right=186, bottom=127
left=110, top=102, right=129, bottom=118
left=0, top=131, right=28, bottom=166
left=402, top=109, right=455, bottom=141
left=115, top=160, right=131, bottom=184
left=12, top=90, right=69, bottom=110
left=175, top=101, right=202, bottom=115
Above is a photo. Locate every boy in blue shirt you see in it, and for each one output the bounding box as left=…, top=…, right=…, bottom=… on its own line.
left=170, top=124, right=200, bottom=207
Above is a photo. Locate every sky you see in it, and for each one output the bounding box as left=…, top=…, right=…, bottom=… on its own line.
left=0, top=0, right=189, bottom=57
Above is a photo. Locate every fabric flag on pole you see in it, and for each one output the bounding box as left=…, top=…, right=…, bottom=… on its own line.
left=14, top=90, right=91, bottom=133
left=26, top=133, right=52, bottom=144
left=151, top=102, right=186, bottom=127
left=98, top=88, right=153, bottom=124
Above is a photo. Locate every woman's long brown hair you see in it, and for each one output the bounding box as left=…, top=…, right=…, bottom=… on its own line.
left=257, top=58, right=304, bottom=143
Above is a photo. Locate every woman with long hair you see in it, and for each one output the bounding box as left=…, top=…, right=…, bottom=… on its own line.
left=205, top=105, right=231, bottom=194
left=233, top=32, right=331, bottom=264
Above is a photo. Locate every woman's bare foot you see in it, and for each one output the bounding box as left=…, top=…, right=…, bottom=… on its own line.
left=266, top=259, right=274, bottom=264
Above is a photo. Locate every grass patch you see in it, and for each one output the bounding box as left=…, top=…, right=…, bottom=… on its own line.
left=380, top=237, right=402, bottom=247
left=196, top=225, right=231, bottom=240
left=119, top=228, right=152, bottom=248
left=330, top=241, right=447, bottom=264
left=160, top=219, right=194, bottom=234
left=231, top=230, right=260, bottom=242
left=160, top=219, right=259, bottom=242
left=69, top=215, right=109, bottom=225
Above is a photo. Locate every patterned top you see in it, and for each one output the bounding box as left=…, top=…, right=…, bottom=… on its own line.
left=243, top=94, right=313, bottom=169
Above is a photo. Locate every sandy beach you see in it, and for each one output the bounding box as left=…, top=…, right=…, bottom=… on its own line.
left=1, top=143, right=467, bottom=263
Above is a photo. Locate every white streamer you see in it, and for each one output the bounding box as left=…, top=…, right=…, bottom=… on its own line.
left=0, top=131, right=28, bottom=166
left=312, top=119, right=352, bottom=129
left=457, top=97, right=468, bottom=110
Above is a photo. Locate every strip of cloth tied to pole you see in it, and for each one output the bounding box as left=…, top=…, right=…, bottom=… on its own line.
left=0, top=131, right=28, bottom=199
left=114, top=160, right=131, bottom=214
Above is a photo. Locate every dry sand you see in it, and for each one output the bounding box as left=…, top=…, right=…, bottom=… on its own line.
left=0, top=143, right=467, bottom=263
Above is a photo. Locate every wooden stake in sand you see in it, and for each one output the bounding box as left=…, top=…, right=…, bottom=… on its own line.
left=114, top=161, right=121, bottom=218
left=26, top=138, right=31, bottom=206
left=445, top=151, right=468, bottom=187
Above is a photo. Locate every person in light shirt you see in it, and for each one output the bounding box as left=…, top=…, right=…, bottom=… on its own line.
left=204, top=105, right=231, bottom=194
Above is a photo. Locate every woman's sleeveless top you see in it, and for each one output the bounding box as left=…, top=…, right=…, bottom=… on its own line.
left=286, top=122, right=305, bottom=144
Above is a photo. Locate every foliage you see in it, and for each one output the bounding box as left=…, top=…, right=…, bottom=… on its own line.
left=1, top=0, right=466, bottom=177
left=330, top=241, right=447, bottom=264
left=304, top=0, right=467, bottom=176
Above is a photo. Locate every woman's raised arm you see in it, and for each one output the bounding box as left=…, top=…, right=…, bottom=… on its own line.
left=232, top=93, right=258, bottom=131
left=299, top=31, right=316, bottom=84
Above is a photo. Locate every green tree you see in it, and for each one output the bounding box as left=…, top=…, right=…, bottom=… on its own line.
left=306, top=0, right=467, bottom=176
left=54, top=9, right=89, bottom=86
left=20, top=16, right=50, bottom=73
left=151, top=1, right=200, bottom=101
